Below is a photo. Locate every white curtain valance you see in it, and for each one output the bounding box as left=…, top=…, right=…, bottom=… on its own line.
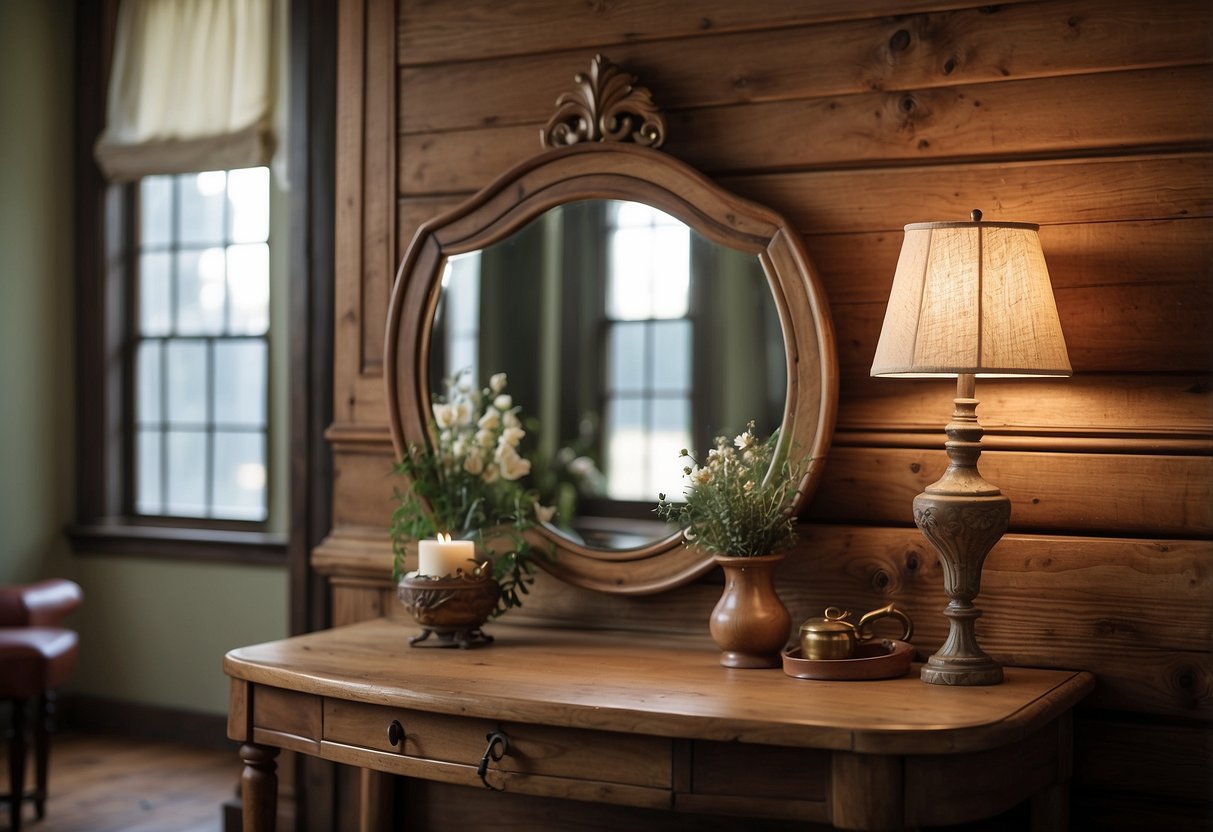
left=94, top=0, right=276, bottom=182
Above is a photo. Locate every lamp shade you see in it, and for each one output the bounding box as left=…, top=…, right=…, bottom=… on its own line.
left=870, top=217, right=1071, bottom=378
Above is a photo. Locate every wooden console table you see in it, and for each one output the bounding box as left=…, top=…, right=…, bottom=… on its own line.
left=225, top=619, right=1093, bottom=831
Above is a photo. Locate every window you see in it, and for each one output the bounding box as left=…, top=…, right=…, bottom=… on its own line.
left=134, top=168, right=271, bottom=521
left=602, top=202, right=693, bottom=501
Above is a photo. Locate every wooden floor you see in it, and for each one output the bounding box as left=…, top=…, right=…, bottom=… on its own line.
left=2, top=732, right=239, bottom=832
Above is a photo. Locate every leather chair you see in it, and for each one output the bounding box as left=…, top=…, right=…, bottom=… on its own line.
left=0, top=579, right=82, bottom=832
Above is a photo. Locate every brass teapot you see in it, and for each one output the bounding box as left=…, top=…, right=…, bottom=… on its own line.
left=798, top=603, right=913, bottom=660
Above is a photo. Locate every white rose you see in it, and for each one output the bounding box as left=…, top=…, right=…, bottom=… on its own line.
left=533, top=502, right=556, bottom=524
left=498, top=426, right=526, bottom=448
left=490, top=373, right=508, bottom=394
left=463, top=450, right=484, bottom=476
left=502, top=410, right=520, bottom=428
left=493, top=394, right=512, bottom=411
left=495, top=445, right=532, bottom=481
left=475, top=428, right=496, bottom=449
left=453, top=399, right=474, bottom=426
left=481, top=464, right=500, bottom=483
left=432, top=403, right=455, bottom=429
left=478, top=409, right=501, bottom=431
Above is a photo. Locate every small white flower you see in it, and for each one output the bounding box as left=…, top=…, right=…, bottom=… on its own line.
left=490, top=373, right=508, bottom=394
left=497, top=447, right=531, bottom=481
left=478, top=409, right=501, bottom=431
left=533, top=502, right=556, bottom=524
left=493, top=394, right=512, bottom=411
left=568, top=456, right=596, bottom=477
left=463, top=450, right=484, bottom=475
left=451, top=437, right=467, bottom=458
left=734, top=431, right=756, bottom=451
left=498, top=426, right=525, bottom=448
left=691, top=466, right=713, bottom=486
left=475, top=428, right=496, bottom=449
left=453, top=398, right=474, bottom=426
left=502, top=410, right=520, bottom=428
left=432, top=403, right=455, bottom=429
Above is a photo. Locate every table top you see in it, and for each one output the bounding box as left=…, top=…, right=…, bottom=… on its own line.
left=225, top=619, right=1094, bottom=755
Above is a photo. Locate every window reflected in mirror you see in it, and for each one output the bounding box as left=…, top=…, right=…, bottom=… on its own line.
left=429, top=200, right=787, bottom=551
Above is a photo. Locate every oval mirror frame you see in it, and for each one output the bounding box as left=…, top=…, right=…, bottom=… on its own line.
left=385, top=141, right=837, bottom=594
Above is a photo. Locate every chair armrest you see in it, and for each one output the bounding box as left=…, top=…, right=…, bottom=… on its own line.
left=0, top=579, right=83, bottom=627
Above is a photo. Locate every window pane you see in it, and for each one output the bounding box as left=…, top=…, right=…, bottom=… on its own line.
left=136, top=429, right=162, bottom=514
left=652, top=319, right=691, bottom=392
left=605, top=398, right=646, bottom=500
left=175, top=248, right=226, bottom=335
left=166, top=430, right=208, bottom=516
left=165, top=341, right=208, bottom=425
left=608, top=322, right=646, bottom=392
left=136, top=341, right=162, bottom=424
left=227, top=167, right=269, bottom=243
left=650, top=225, right=690, bottom=318
left=139, top=252, right=172, bottom=336
left=213, top=432, right=267, bottom=520
left=179, top=171, right=226, bottom=245
left=140, top=176, right=173, bottom=247
left=227, top=243, right=269, bottom=334
left=650, top=398, right=691, bottom=499
left=214, top=340, right=266, bottom=426
left=608, top=228, right=654, bottom=320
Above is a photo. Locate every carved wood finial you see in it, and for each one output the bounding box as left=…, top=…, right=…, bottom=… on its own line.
left=541, top=54, right=667, bottom=149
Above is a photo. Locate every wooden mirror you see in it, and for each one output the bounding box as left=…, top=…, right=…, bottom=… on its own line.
left=385, top=56, right=837, bottom=594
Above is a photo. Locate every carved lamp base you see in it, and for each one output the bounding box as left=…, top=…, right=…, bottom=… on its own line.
left=914, top=493, right=1009, bottom=686
left=913, top=378, right=1011, bottom=686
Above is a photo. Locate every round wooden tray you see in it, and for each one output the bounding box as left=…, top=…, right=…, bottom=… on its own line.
left=781, top=639, right=914, bottom=681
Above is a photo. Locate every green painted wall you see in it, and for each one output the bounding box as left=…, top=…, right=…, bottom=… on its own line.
left=0, top=0, right=289, bottom=717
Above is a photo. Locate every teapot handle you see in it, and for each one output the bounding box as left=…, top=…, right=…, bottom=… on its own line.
left=856, top=603, right=914, bottom=642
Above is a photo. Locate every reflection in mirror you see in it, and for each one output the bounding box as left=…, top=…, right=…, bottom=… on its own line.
left=429, top=200, right=786, bottom=551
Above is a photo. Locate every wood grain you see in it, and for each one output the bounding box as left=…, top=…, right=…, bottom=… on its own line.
left=397, top=0, right=1212, bottom=130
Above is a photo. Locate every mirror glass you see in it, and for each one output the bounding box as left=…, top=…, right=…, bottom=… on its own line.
left=428, top=199, right=786, bottom=551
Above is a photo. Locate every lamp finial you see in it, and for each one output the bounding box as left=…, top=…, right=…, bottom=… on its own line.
left=970, top=208, right=983, bottom=223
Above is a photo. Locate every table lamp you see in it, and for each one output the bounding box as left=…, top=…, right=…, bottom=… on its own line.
left=871, top=210, right=1070, bottom=686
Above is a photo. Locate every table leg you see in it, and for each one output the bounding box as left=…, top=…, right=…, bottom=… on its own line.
left=240, top=742, right=280, bottom=832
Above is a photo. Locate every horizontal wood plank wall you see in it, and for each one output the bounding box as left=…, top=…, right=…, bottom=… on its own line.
left=326, top=0, right=1213, bottom=828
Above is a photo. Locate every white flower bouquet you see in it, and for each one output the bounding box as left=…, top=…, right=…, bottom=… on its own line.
left=391, top=372, right=553, bottom=615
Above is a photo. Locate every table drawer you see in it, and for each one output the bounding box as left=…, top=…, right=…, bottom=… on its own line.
left=323, top=699, right=672, bottom=790
left=677, top=741, right=830, bottom=824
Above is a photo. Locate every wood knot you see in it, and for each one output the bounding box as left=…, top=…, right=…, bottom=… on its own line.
left=942, top=57, right=957, bottom=75
left=888, top=29, right=911, bottom=52
left=899, top=94, right=917, bottom=113
left=909, top=462, right=921, bottom=473
left=872, top=570, right=891, bottom=590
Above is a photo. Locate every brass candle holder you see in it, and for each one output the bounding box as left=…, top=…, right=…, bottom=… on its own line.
left=397, top=568, right=501, bottom=648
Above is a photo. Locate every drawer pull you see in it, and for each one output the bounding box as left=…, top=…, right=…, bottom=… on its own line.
left=477, top=728, right=510, bottom=791
left=387, top=720, right=405, bottom=749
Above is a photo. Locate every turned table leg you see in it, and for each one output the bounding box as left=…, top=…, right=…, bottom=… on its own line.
left=240, top=742, right=280, bottom=832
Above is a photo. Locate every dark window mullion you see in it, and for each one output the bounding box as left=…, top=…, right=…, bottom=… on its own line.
left=205, top=336, right=216, bottom=518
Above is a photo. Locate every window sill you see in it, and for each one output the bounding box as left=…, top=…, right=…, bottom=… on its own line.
left=67, top=521, right=288, bottom=566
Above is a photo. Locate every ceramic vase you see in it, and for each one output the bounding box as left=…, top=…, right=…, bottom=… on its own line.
left=709, top=553, right=792, bottom=668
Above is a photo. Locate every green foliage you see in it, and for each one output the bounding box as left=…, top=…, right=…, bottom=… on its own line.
left=389, top=372, right=549, bottom=617
left=655, top=422, right=806, bottom=557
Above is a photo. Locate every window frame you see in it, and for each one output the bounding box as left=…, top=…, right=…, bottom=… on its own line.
left=70, top=0, right=286, bottom=566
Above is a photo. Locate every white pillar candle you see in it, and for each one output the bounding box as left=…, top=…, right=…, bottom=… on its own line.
left=417, top=533, right=475, bottom=577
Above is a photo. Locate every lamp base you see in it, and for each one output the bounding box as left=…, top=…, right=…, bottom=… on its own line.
left=921, top=658, right=1003, bottom=686
left=920, top=600, right=1003, bottom=685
